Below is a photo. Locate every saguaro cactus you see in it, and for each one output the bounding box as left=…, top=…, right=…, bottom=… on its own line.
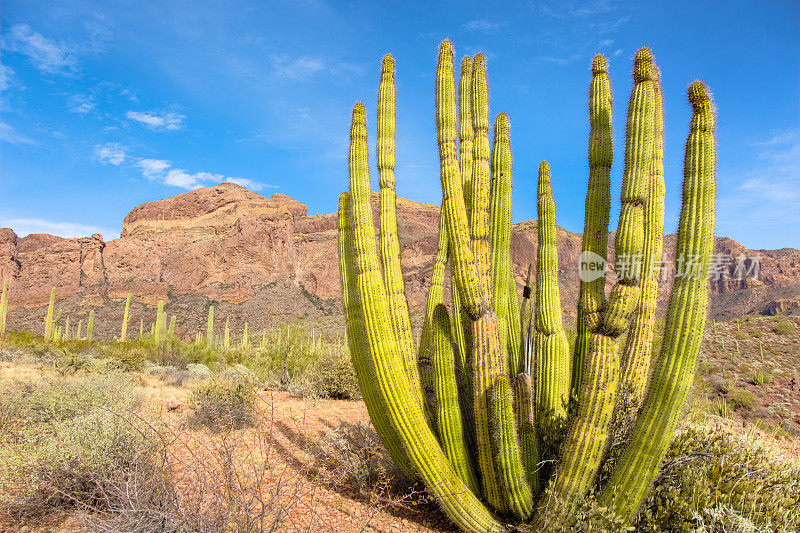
left=339, top=41, right=716, bottom=531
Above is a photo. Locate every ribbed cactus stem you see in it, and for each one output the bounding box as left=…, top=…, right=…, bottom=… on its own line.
left=534, top=49, right=657, bottom=529
left=206, top=305, right=214, bottom=342
left=512, top=373, right=539, bottom=494
left=489, top=113, right=517, bottom=374
left=377, top=54, right=424, bottom=412
left=419, top=203, right=450, bottom=418
left=620, top=64, right=665, bottom=406
left=534, top=160, right=571, bottom=432
left=168, top=315, right=176, bottom=337
left=0, top=280, right=8, bottom=340
left=347, top=98, right=504, bottom=533
left=223, top=316, right=230, bottom=350
left=155, top=300, right=166, bottom=345
left=574, top=54, right=613, bottom=394
left=120, top=293, right=131, bottom=341
left=601, top=81, right=716, bottom=521
left=44, top=288, right=56, bottom=341
left=490, top=375, right=534, bottom=520
left=469, top=54, right=493, bottom=302
left=86, top=310, right=94, bottom=341
left=431, top=304, right=480, bottom=495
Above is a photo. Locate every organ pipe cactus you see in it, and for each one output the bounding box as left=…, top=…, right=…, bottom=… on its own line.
left=0, top=280, right=8, bottom=340
left=120, top=293, right=131, bottom=341
left=338, top=41, right=716, bottom=531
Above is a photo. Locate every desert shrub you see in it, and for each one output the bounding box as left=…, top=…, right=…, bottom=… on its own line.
left=727, top=388, right=757, bottom=411
left=751, top=328, right=764, bottom=338
left=313, top=422, right=398, bottom=495
left=636, top=425, right=800, bottom=531
left=751, top=368, right=772, bottom=387
left=773, top=318, right=795, bottom=335
left=189, top=369, right=258, bottom=430
left=300, top=347, right=360, bottom=400
left=0, top=374, right=149, bottom=520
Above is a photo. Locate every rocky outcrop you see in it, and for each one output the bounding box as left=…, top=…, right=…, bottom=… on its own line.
left=1, top=182, right=798, bottom=339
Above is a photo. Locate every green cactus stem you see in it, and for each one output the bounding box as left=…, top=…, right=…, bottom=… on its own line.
left=155, top=301, right=166, bottom=345
left=512, top=373, right=539, bottom=493
left=533, top=160, right=571, bottom=432
left=573, top=54, right=613, bottom=395
left=346, top=98, right=505, bottom=533
left=534, top=49, right=657, bottom=529
left=86, top=310, right=95, bottom=342
left=377, top=55, right=425, bottom=414
left=168, top=315, right=176, bottom=337
left=44, top=288, right=56, bottom=341
left=120, top=293, right=131, bottom=342
left=431, top=303, right=480, bottom=494
left=0, top=280, right=8, bottom=340
left=223, top=316, right=230, bottom=350
left=619, top=64, right=665, bottom=406
left=599, top=81, right=716, bottom=520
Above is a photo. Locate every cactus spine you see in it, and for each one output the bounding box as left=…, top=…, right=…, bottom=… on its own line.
left=339, top=42, right=716, bottom=532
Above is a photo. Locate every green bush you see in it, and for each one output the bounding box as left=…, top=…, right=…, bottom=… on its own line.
left=637, top=425, right=800, bottom=531
left=189, top=369, right=259, bottom=430
left=774, top=319, right=795, bottom=335
left=0, top=375, right=150, bottom=520
left=301, top=347, right=361, bottom=400
left=727, top=388, right=758, bottom=411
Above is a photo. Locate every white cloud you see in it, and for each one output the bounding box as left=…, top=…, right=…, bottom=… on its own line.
left=67, top=93, right=95, bottom=114
left=0, top=218, right=117, bottom=240
left=0, top=121, right=36, bottom=145
left=4, top=24, right=77, bottom=75
left=270, top=55, right=363, bottom=81
left=95, top=142, right=127, bottom=165
left=463, top=20, right=501, bottom=32
left=717, top=128, right=800, bottom=248
left=0, top=64, right=17, bottom=93
left=614, top=48, right=623, bottom=57
left=599, top=39, right=614, bottom=47
left=125, top=110, right=184, bottom=130
left=136, top=158, right=273, bottom=191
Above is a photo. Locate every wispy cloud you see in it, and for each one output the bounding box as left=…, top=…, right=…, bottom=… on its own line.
left=95, top=142, right=128, bottom=165
left=599, top=38, right=614, bottom=47
left=0, top=218, right=117, bottom=240
left=4, top=24, right=77, bottom=75
left=0, top=121, right=36, bottom=145
left=67, top=93, right=95, bottom=114
left=535, top=53, right=582, bottom=66
left=718, top=128, right=800, bottom=248
left=136, top=158, right=272, bottom=191
left=270, top=54, right=363, bottom=81
left=463, top=20, right=501, bottom=32
left=540, top=0, right=617, bottom=19
left=125, top=110, right=185, bottom=130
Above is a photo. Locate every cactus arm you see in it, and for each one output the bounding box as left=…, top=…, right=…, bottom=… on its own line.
left=573, top=55, right=613, bottom=394
left=206, top=305, right=214, bottom=342
left=533, top=161, right=571, bottom=431
left=419, top=203, right=450, bottom=421
left=377, top=55, right=424, bottom=407
left=44, top=288, right=56, bottom=341
left=600, top=81, right=716, bottom=520
left=431, top=303, right=481, bottom=495
left=348, top=100, right=504, bottom=533
left=120, top=293, right=131, bottom=341
left=168, top=315, right=176, bottom=337
left=459, top=56, right=474, bottom=218
left=468, top=54, right=493, bottom=302
left=490, top=375, right=534, bottom=520
left=534, top=49, right=656, bottom=528
left=620, top=65, right=665, bottom=406
left=87, top=310, right=94, bottom=341
left=338, top=192, right=418, bottom=480
left=506, top=268, right=522, bottom=376
left=0, top=280, right=7, bottom=340
left=489, top=113, right=517, bottom=374
left=512, top=373, right=539, bottom=495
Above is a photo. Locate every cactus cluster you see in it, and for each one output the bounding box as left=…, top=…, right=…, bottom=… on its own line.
left=338, top=41, right=716, bottom=531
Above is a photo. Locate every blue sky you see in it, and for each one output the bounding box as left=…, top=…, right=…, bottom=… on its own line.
left=1, top=0, right=798, bottom=249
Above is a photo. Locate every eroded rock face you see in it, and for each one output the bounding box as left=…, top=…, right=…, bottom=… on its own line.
left=1, top=182, right=798, bottom=339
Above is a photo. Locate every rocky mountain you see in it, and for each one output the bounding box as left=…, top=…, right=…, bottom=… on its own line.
left=1, top=183, right=798, bottom=340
